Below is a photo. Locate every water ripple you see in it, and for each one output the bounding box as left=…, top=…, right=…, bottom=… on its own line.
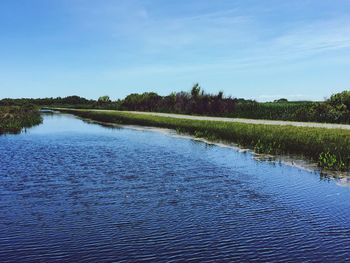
left=1, top=114, right=350, bottom=262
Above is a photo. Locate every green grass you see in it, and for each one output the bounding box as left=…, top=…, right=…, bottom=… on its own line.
left=57, top=108, right=350, bottom=171
left=231, top=101, right=314, bottom=121
left=0, top=106, right=42, bottom=134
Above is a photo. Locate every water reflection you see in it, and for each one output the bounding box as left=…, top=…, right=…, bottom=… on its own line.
left=81, top=119, right=123, bottom=131
left=1, top=113, right=350, bottom=262
left=337, top=177, right=350, bottom=187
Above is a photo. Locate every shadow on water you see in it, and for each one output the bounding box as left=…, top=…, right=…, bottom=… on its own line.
left=81, top=118, right=123, bottom=131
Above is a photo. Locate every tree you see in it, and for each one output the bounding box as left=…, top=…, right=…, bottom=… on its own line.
left=329, top=90, right=350, bottom=110
left=274, top=98, right=288, bottom=103
left=98, top=95, right=111, bottom=103
left=217, top=91, right=224, bottom=100
left=191, top=83, right=201, bottom=98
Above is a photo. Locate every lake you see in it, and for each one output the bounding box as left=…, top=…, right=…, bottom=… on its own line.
left=1, top=113, right=350, bottom=262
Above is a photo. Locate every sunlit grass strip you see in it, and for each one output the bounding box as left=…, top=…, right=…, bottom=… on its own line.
left=0, top=106, right=42, bottom=134
left=59, top=109, right=350, bottom=171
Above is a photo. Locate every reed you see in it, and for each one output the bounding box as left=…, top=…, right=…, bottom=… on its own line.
left=0, top=106, right=42, bottom=134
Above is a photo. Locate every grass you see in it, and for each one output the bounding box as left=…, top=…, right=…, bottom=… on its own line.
left=0, top=106, right=42, bottom=134
left=57, top=108, right=350, bottom=171
left=231, top=101, right=314, bottom=121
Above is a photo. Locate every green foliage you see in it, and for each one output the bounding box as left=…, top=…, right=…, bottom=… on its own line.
left=118, top=86, right=235, bottom=116
left=0, top=95, right=119, bottom=110
left=254, top=140, right=278, bottom=155
left=274, top=98, right=288, bottom=103
left=292, top=91, right=350, bottom=123
left=232, top=101, right=314, bottom=121
left=318, top=152, right=345, bottom=171
left=0, top=106, right=42, bottom=134
left=59, top=109, right=350, bottom=171
left=191, top=83, right=201, bottom=98
left=122, top=92, right=161, bottom=111
left=2, top=88, right=350, bottom=124
left=98, top=95, right=111, bottom=103
left=329, top=90, right=350, bottom=110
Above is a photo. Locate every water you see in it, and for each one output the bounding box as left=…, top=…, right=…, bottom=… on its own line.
left=1, top=114, right=350, bottom=262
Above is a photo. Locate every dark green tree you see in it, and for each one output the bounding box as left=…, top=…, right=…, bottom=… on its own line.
left=98, top=96, right=111, bottom=103
left=191, top=83, right=201, bottom=98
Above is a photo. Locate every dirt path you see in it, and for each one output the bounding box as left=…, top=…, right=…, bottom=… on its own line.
left=91, top=110, right=350, bottom=130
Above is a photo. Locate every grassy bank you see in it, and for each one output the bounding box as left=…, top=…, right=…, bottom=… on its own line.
left=57, top=108, right=350, bottom=171
left=0, top=106, right=42, bottom=134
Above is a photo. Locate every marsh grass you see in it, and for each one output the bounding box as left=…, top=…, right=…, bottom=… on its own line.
left=0, top=106, right=42, bottom=134
left=58, top=109, right=350, bottom=171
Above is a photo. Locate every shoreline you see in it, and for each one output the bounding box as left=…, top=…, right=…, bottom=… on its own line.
left=95, top=109, right=350, bottom=130
left=54, top=108, right=350, bottom=172
left=58, top=110, right=350, bottom=178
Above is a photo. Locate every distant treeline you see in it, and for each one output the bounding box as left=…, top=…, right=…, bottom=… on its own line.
left=1, top=84, right=350, bottom=123
left=118, top=87, right=350, bottom=123
left=0, top=96, right=119, bottom=110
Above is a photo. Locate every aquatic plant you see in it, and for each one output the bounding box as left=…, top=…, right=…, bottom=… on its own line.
left=318, top=152, right=345, bottom=171
left=0, top=105, right=42, bottom=134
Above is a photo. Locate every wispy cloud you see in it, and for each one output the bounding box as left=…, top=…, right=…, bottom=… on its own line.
left=272, top=17, right=350, bottom=55
left=101, top=15, right=350, bottom=78
left=132, top=12, right=255, bottom=51
left=68, top=0, right=350, bottom=60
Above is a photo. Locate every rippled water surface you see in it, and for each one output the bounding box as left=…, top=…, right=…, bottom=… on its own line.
left=1, top=114, right=350, bottom=262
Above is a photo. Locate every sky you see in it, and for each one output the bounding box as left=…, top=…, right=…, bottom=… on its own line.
left=0, top=0, right=350, bottom=101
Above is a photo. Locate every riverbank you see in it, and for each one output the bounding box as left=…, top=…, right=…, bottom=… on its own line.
left=94, top=110, right=350, bottom=130
left=56, top=108, right=350, bottom=171
left=0, top=106, right=42, bottom=134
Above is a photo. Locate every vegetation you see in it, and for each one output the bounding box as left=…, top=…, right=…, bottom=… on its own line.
left=117, top=85, right=317, bottom=121
left=294, top=90, right=350, bottom=123
left=232, top=101, right=314, bottom=120
left=57, top=108, right=350, bottom=171
left=0, top=105, right=42, bottom=134
left=2, top=85, right=350, bottom=124
left=0, top=95, right=119, bottom=110
left=98, top=95, right=111, bottom=103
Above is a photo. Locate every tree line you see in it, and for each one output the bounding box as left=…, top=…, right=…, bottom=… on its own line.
left=1, top=84, right=350, bottom=123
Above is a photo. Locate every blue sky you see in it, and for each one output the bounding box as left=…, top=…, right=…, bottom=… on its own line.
left=0, top=0, right=349, bottom=101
